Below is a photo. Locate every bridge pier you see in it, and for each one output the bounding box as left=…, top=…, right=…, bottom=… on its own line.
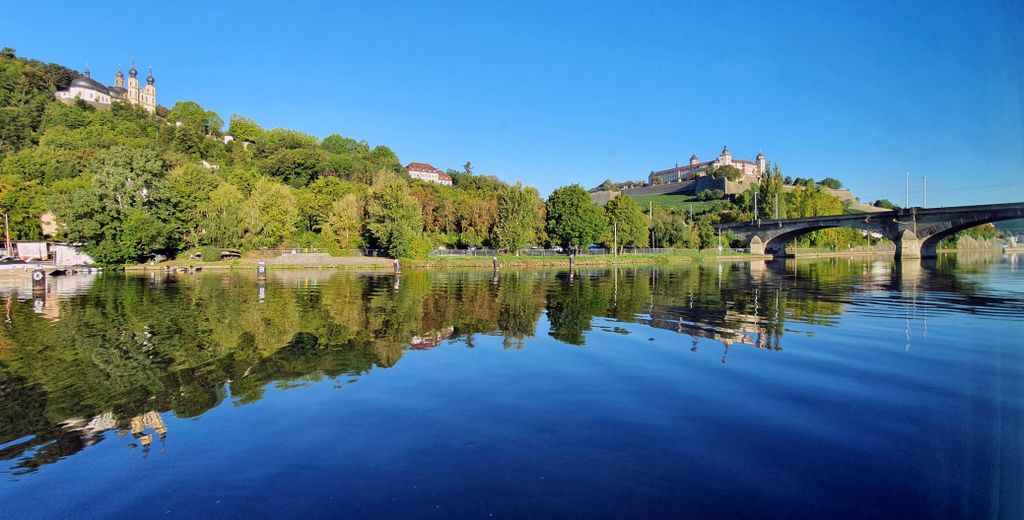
left=749, top=236, right=765, bottom=256
left=894, top=229, right=922, bottom=260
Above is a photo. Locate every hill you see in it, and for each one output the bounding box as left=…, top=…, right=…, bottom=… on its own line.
left=0, top=50, right=547, bottom=265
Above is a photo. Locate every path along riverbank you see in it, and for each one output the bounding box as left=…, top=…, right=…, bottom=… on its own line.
left=117, top=246, right=1010, bottom=272
left=118, top=248, right=949, bottom=272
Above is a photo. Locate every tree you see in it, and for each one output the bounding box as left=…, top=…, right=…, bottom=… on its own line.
left=321, top=194, right=364, bottom=249
left=758, top=163, right=787, bottom=219
left=227, top=114, right=263, bottom=142
left=167, top=101, right=223, bottom=136
left=710, top=165, right=743, bottom=181
left=163, top=164, right=223, bottom=247
left=874, top=199, right=900, bottom=210
left=260, top=148, right=326, bottom=188
left=818, top=177, right=843, bottom=190
left=495, top=183, right=542, bottom=254
left=199, top=182, right=245, bottom=247
left=241, top=177, right=299, bottom=248
left=545, top=184, right=606, bottom=253
left=603, top=194, right=648, bottom=250
left=53, top=147, right=175, bottom=265
left=652, top=209, right=698, bottom=248
left=365, top=172, right=423, bottom=258
left=321, top=134, right=368, bottom=155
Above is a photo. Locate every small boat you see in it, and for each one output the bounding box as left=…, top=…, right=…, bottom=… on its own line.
left=48, top=269, right=68, bottom=277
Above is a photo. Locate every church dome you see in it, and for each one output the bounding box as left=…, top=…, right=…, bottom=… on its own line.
left=146, top=66, right=154, bottom=85
left=70, top=76, right=110, bottom=95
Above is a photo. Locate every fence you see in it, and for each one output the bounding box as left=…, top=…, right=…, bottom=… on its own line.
left=255, top=248, right=390, bottom=258
left=432, top=247, right=750, bottom=257
left=784, top=244, right=895, bottom=255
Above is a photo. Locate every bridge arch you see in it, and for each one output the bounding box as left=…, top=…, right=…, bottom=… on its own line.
left=918, top=214, right=1021, bottom=257
left=753, top=222, right=885, bottom=256
left=725, top=203, right=1024, bottom=260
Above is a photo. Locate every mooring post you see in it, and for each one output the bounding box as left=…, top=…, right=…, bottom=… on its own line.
left=257, top=261, right=267, bottom=279
left=493, top=256, right=500, bottom=271
left=393, top=259, right=401, bottom=275
left=31, top=269, right=45, bottom=291
left=569, top=253, right=575, bottom=271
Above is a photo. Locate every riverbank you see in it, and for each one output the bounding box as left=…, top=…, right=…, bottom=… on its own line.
left=124, top=250, right=756, bottom=272
left=120, top=247, right=1012, bottom=272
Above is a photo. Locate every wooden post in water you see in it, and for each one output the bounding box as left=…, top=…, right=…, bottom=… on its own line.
left=257, top=262, right=267, bottom=279
left=393, top=259, right=401, bottom=275
left=493, top=256, right=500, bottom=271
left=31, top=269, right=45, bottom=291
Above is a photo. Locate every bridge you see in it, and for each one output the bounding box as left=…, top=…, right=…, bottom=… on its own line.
left=716, top=202, right=1024, bottom=260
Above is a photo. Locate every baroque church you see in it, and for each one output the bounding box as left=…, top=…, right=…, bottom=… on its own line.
left=55, top=59, right=157, bottom=113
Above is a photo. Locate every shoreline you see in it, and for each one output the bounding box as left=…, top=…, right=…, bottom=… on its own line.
left=99, top=247, right=1010, bottom=273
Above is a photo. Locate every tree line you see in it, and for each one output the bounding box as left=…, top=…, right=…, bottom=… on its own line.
left=1, top=51, right=875, bottom=265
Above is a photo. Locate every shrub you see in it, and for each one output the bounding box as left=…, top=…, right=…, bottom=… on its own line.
left=199, top=246, right=222, bottom=262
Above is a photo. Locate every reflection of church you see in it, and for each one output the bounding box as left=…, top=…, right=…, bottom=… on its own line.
left=69, top=410, right=168, bottom=454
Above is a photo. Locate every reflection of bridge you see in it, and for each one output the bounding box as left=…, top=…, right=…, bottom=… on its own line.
left=718, top=202, right=1024, bottom=259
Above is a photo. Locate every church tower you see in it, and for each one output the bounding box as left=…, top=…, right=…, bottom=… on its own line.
left=114, top=65, right=123, bottom=89
left=142, top=66, right=156, bottom=113
left=127, top=58, right=139, bottom=107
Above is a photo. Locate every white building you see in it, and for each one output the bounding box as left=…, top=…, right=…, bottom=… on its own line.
left=406, top=162, right=453, bottom=186
left=55, top=59, right=157, bottom=114
left=649, top=146, right=766, bottom=185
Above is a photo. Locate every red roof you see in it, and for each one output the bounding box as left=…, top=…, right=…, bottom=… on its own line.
left=406, top=162, right=445, bottom=175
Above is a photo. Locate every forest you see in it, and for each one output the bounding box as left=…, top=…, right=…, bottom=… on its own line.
left=1, top=50, right=876, bottom=266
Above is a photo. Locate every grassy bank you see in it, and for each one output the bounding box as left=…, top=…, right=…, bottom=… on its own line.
left=125, top=250, right=756, bottom=271
left=407, top=251, right=753, bottom=269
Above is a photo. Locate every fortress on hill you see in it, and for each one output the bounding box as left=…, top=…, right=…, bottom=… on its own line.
left=648, top=146, right=765, bottom=185
left=55, top=59, right=157, bottom=113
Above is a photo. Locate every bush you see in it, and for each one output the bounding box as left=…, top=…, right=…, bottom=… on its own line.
left=407, top=235, right=434, bottom=260
left=199, top=246, right=222, bottom=262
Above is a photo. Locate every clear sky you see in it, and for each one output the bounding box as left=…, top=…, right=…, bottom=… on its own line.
left=3, top=0, right=1022, bottom=205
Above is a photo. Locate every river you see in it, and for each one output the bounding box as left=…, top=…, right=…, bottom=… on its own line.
left=1, top=254, right=1021, bottom=518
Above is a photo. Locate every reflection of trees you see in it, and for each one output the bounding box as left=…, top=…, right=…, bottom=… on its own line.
left=546, top=273, right=609, bottom=345
left=2, top=257, right=1015, bottom=475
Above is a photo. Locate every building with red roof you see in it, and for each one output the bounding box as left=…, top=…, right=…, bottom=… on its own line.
left=406, top=162, right=453, bottom=186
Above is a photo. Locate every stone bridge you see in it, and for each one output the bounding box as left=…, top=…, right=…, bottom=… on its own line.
left=716, top=202, right=1024, bottom=259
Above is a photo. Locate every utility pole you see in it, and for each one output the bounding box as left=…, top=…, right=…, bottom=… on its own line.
left=3, top=213, right=10, bottom=257
left=923, top=176, right=927, bottom=208
left=649, top=201, right=654, bottom=249
left=613, top=221, right=618, bottom=257
left=905, top=171, right=910, bottom=208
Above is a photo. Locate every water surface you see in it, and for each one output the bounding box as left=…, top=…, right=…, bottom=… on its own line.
left=1, top=255, right=1022, bottom=518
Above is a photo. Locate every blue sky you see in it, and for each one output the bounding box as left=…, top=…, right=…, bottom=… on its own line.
left=3, top=0, right=1022, bottom=205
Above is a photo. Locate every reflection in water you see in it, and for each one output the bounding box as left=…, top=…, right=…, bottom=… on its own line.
left=0, top=255, right=1021, bottom=478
